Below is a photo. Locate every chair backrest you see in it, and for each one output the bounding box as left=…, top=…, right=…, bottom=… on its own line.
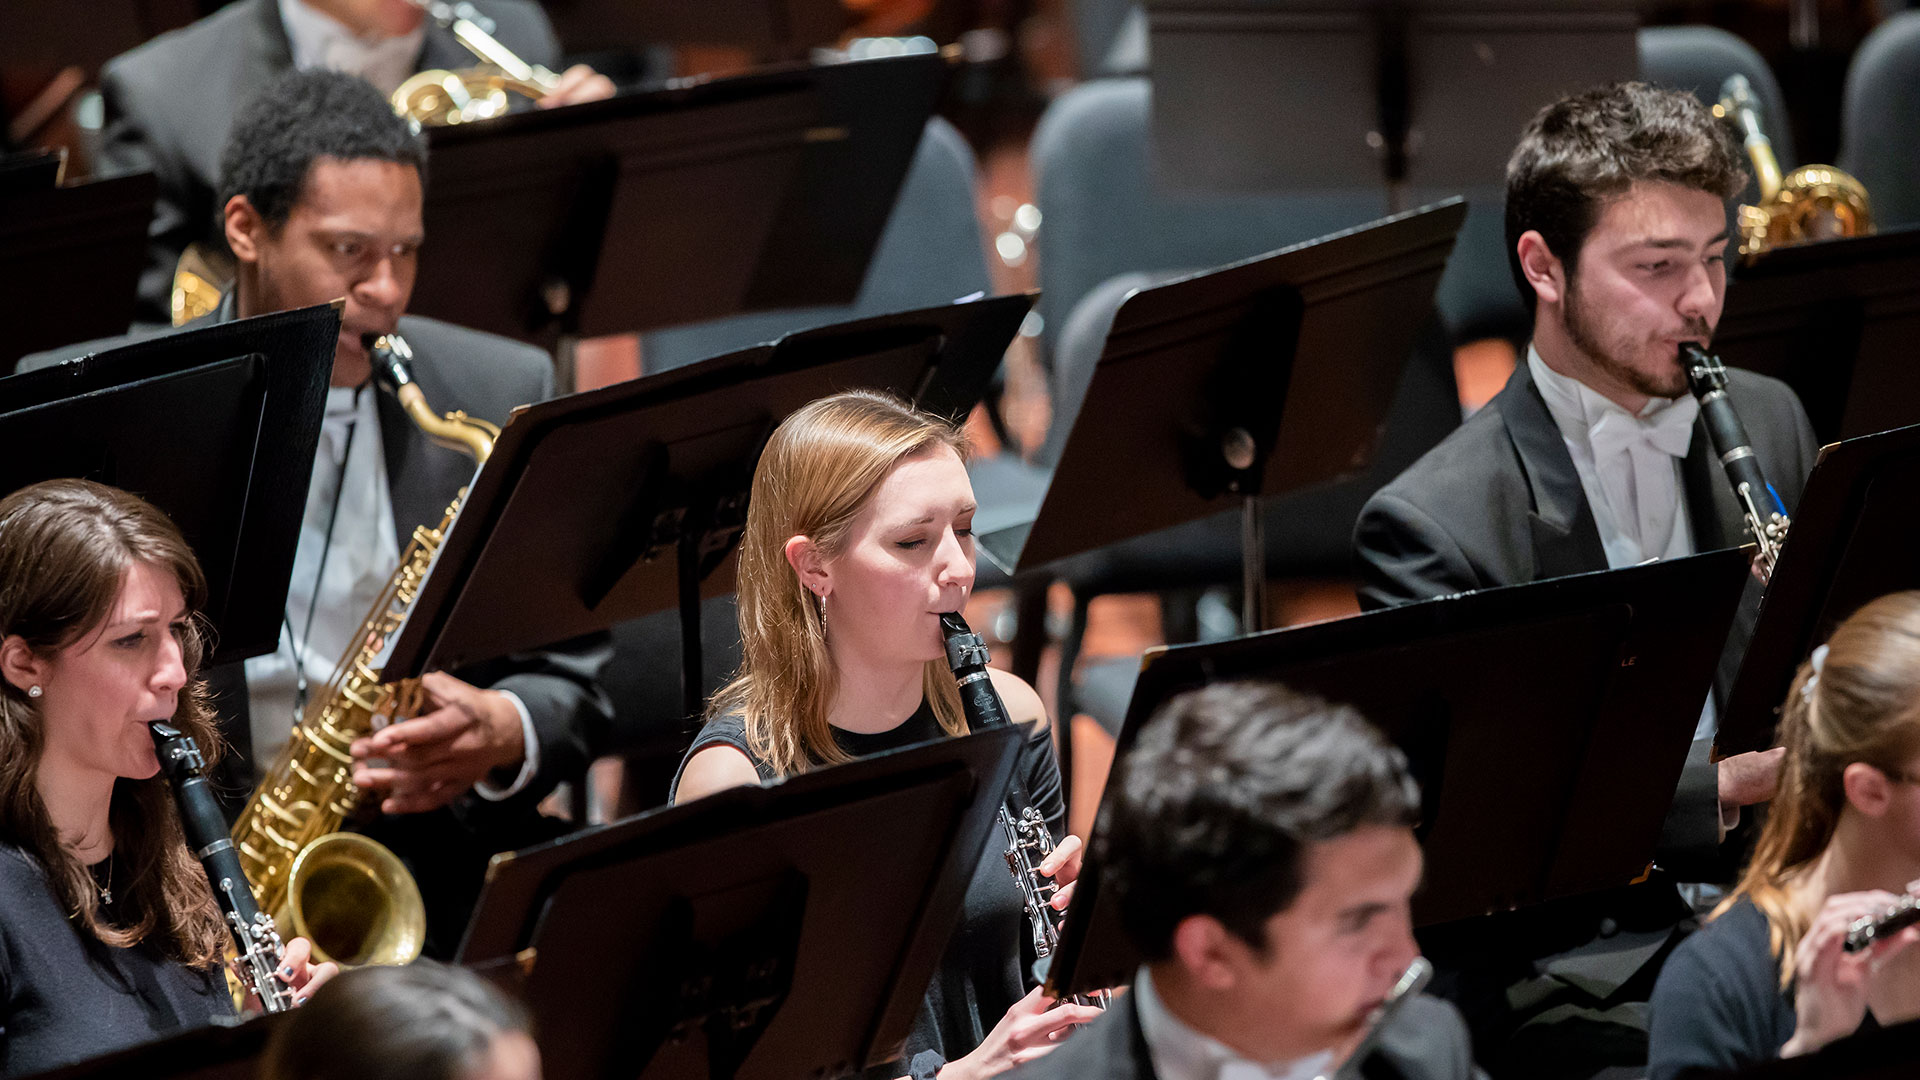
left=1841, top=12, right=1920, bottom=229
left=1067, top=0, right=1145, bottom=77
left=637, top=116, right=992, bottom=372
left=1638, top=24, right=1796, bottom=207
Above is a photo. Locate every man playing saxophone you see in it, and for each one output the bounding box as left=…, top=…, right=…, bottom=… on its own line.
left=96, top=0, right=616, bottom=327
left=19, top=69, right=615, bottom=958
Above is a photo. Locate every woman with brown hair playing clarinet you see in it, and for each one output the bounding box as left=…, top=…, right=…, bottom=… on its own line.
left=1648, top=591, right=1920, bottom=1078
left=0, top=479, right=333, bottom=1076
left=672, top=390, right=1099, bottom=1080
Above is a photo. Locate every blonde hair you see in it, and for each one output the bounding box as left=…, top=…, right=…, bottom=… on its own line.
left=711, top=390, right=973, bottom=778
left=1716, top=590, right=1920, bottom=988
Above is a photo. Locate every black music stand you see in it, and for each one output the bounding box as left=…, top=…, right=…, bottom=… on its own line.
left=456, top=726, right=1024, bottom=1080
left=14, top=1012, right=286, bottom=1080
left=978, top=199, right=1465, bottom=631
left=0, top=148, right=64, bottom=193
left=1718, top=225, right=1920, bottom=444
left=1722, top=1016, right=1920, bottom=1079
left=380, top=294, right=1032, bottom=717
left=1717, top=423, right=1920, bottom=756
left=1146, top=0, right=1639, bottom=197
left=541, top=0, right=847, bottom=55
left=1044, top=549, right=1751, bottom=999
left=0, top=304, right=337, bottom=665
left=408, top=53, right=945, bottom=344
left=1, top=172, right=156, bottom=370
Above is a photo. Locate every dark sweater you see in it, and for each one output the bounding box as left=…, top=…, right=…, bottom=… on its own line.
left=0, top=845, right=233, bottom=1077
left=1648, top=896, right=1878, bottom=1079
left=673, top=701, right=1066, bottom=1079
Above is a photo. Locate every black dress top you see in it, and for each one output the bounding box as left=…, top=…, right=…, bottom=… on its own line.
left=1648, top=896, right=1876, bottom=1079
left=0, top=845, right=233, bottom=1077
left=673, top=699, right=1067, bottom=1078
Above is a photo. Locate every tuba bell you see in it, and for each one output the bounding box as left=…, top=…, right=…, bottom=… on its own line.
left=1715, top=74, right=1872, bottom=261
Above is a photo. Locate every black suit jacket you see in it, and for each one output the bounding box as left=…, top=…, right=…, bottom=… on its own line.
left=96, top=0, right=560, bottom=325
left=1353, top=358, right=1819, bottom=867
left=1006, top=989, right=1484, bottom=1080
left=15, top=299, right=616, bottom=821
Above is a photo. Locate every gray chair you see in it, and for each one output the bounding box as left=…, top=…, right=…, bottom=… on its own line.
left=1024, top=77, right=1469, bottom=736
left=1638, top=25, right=1796, bottom=208
left=637, top=116, right=993, bottom=372
left=1841, top=12, right=1920, bottom=229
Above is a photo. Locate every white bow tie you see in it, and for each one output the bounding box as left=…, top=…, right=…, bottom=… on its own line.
left=1587, top=395, right=1699, bottom=465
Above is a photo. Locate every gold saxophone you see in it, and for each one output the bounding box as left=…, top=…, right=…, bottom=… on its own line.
left=230, top=331, right=498, bottom=966
left=1716, top=74, right=1873, bottom=261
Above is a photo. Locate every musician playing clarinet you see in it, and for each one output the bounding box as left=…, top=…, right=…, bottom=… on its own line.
left=1007, top=681, right=1480, bottom=1080
left=672, top=390, right=1099, bottom=1080
left=1352, top=82, right=1820, bottom=1071
left=0, top=480, right=333, bottom=1078
left=1649, top=592, right=1920, bottom=1077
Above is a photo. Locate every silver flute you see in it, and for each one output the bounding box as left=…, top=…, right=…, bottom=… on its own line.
left=940, top=612, right=1109, bottom=1009
left=1321, top=957, right=1433, bottom=1080
left=149, top=722, right=293, bottom=1013
left=1845, top=894, right=1920, bottom=953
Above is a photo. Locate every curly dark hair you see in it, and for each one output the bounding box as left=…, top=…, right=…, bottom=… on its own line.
left=1097, top=681, right=1421, bottom=961
left=216, top=68, right=428, bottom=235
left=1505, top=81, right=1746, bottom=310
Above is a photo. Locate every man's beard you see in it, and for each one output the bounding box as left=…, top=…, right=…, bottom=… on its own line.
left=1562, top=274, right=1706, bottom=400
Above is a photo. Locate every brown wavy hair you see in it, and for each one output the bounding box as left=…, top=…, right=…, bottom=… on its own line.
left=710, top=390, right=972, bottom=778
left=1715, top=591, right=1920, bottom=988
left=0, top=479, right=228, bottom=968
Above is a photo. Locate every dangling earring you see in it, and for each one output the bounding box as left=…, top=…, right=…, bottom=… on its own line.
left=26, top=685, right=41, bottom=699
left=814, top=591, right=828, bottom=638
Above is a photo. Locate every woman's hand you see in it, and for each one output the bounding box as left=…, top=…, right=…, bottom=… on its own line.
left=1782, top=889, right=1920, bottom=1057
left=276, top=937, right=339, bottom=1006
left=1040, top=834, right=1084, bottom=913
left=938, top=986, right=1102, bottom=1080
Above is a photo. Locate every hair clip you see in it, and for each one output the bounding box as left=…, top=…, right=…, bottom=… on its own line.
left=1801, top=643, right=1830, bottom=702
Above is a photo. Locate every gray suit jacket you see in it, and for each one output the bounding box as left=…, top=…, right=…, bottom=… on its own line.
left=1353, top=358, right=1819, bottom=868
left=1006, top=990, right=1483, bottom=1080
left=16, top=300, right=615, bottom=819
left=97, top=0, right=559, bottom=325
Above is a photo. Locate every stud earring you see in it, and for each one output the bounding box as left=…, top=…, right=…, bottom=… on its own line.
left=26, top=685, right=41, bottom=699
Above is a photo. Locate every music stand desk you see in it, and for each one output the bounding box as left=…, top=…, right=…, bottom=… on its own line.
left=457, top=726, right=1024, bottom=1080
left=1, top=172, right=156, bottom=371
left=1718, top=225, right=1920, bottom=444
left=14, top=1013, right=285, bottom=1080
left=381, top=294, right=1031, bottom=714
left=1718, top=423, right=1920, bottom=755
left=1047, top=550, right=1750, bottom=998
left=410, top=53, right=945, bottom=343
left=0, top=304, right=336, bottom=665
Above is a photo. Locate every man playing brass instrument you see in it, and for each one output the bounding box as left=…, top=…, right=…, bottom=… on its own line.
left=20, top=69, right=615, bottom=956
left=97, top=0, right=615, bottom=326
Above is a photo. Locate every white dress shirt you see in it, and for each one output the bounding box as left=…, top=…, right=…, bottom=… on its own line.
left=1528, top=348, right=1729, bottom=766
left=279, top=0, right=427, bottom=97
left=1132, top=967, right=1335, bottom=1080
left=242, top=386, right=537, bottom=800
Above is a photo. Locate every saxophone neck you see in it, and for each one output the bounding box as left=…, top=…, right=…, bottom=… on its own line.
left=368, top=333, right=499, bottom=465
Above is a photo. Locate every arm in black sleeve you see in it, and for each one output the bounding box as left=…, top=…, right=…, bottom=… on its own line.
left=97, top=58, right=204, bottom=327
left=1353, top=492, right=1482, bottom=611
left=457, top=630, right=616, bottom=813
left=1024, top=717, right=1068, bottom=843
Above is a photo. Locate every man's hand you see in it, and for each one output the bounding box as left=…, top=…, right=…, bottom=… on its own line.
left=349, top=671, right=526, bottom=815
left=1718, top=747, right=1786, bottom=810
left=538, top=64, right=616, bottom=108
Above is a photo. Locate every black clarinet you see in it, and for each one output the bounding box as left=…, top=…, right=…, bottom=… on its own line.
left=149, top=722, right=294, bottom=1013
left=1681, top=342, right=1792, bottom=582
left=939, top=613, right=1108, bottom=1009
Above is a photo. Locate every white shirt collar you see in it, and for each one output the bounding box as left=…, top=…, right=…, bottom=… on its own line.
left=1526, top=344, right=1692, bottom=444
left=278, top=0, right=426, bottom=97
left=1132, top=967, right=1335, bottom=1080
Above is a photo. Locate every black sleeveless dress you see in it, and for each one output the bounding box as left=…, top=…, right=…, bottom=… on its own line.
left=671, top=701, right=1067, bottom=1079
